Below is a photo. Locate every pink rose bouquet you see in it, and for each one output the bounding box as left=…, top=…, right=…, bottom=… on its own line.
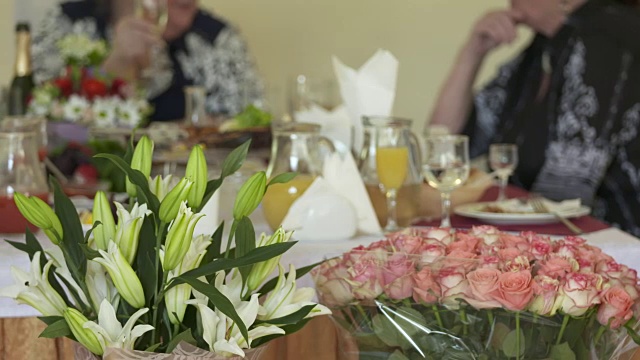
left=313, top=226, right=640, bottom=359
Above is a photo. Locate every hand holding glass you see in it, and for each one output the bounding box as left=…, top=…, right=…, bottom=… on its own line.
left=375, top=132, right=410, bottom=232
left=422, top=135, right=470, bottom=228
left=489, top=143, right=518, bottom=202
left=136, top=0, right=168, bottom=31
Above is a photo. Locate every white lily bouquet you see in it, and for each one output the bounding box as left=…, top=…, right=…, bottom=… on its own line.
left=0, top=137, right=330, bottom=359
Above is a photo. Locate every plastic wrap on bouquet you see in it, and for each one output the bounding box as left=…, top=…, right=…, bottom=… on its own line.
left=74, top=342, right=268, bottom=360
left=312, top=227, right=640, bottom=360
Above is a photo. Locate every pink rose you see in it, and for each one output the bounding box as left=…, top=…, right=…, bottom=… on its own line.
left=313, top=262, right=354, bottom=307
left=563, top=236, right=587, bottom=246
left=367, top=240, right=392, bottom=252
left=471, top=225, right=501, bottom=245
left=493, top=270, right=534, bottom=311
left=530, top=237, right=553, bottom=260
left=384, top=275, right=415, bottom=300
left=538, top=256, right=576, bottom=279
left=448, top=233, right=480, bottom=253
left=499, top=234, right=531, bottom=253
left=559, top=272, right=602, bottom=316
left=596, top=260, right=637, bottom=286
left=480, top=255, right=500, bottom=269
left=421, top=227, right=453, bottom=245
left=382, top=253, right=415, bottom=286
left=344, top=246, right=387, bottom=266
left=597, top=286, right=634, bottom=329
left=348, top=259, right=384, bottom=301
left=554, top=242, right=578, bottom=259
left=389, top=234, right=424, bottom=254
left=443, top=250, right=478, bottom=272
left=437, top=268, right=469, bottom=308
left=528, top=275, right=562, bottom=316
left=503, top=255, right=531, bottom=272
left=498, top=248, right=521, bottom=262
left=412, top=267, right=440, bottom=304
left=465, top=268, right=502, bottom=309
left=419, top=240, right=447, bottom=264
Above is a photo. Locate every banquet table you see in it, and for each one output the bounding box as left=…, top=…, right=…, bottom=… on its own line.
left=3, top=187, right=640, bottom=359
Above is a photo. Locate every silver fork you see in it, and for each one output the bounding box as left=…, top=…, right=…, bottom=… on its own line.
left=529, top=196, right=584, bottom=235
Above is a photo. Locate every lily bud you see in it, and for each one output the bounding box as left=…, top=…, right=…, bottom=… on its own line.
left=14, top=193, right=64, bottom=244
left=233, top=172, right=267, bottom=220
left=92, top=191, right=116, bottom=251
left=185, top=145, right=207, bottom=208
left=114, top=202, right=152, bottom=264
left=64, top=308, right=104, bottom=356
left=126, top=135, right=154, bottom=198
left=163, top=202, right=205, bottom=271
left=246, top=228, right=293, bottom=292
left=149, top=174, right=173, bottom=202
left=93, top=241, right=146, bottom=308
left=159, top=178, right=193, bottom=223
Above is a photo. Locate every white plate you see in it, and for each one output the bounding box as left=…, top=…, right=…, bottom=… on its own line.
left=454, top=201, right=591, bottom=225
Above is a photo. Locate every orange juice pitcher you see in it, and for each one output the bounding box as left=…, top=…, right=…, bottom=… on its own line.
left=357, top=116, right=423, bottom=228
left=262, top=123, right=335, bottom=230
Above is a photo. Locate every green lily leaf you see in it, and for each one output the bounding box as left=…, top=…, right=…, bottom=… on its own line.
left=257, top=259, right=324, bottom=295
left=167, top=242, right=296, bottom=290
left=51, top=178, right=87, bottom=282
left=39, top=319, right=72, bottom=339
left=267, top=172, right=297, bottom=187
left=256, top=304, right=317, bottom=326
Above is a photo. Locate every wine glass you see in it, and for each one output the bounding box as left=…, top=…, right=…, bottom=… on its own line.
left=375, top=126, right=410, bottom=232
left=489, top=143, right=518, bottom=202
left=136, top=0, right=169, bottom=31
left=422, top=135, right=470, bottom=228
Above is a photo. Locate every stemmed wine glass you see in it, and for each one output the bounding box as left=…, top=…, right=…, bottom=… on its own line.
left=375, top=127, right=410, bottom=233
left=489, top=143, right=518, bottom=202
left=136, top=0, right=169, bottom=80
left=422, top=135, right=470, bottom=228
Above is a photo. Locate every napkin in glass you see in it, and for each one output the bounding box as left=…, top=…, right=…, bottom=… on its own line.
left=333, top=49, right=399, bottom=151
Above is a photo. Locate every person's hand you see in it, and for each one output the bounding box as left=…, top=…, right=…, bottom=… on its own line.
left=465, top=10, right=523, bottom=59
left=102, top=16, right=163, bottom=79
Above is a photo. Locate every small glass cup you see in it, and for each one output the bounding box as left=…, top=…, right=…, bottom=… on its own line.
left=184, top=86, right=208, bottom=127
left=489, top=143, right=518, bottom=202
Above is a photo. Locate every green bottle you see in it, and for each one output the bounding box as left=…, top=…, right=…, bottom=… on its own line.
left=8, top=23, right=34, bottom=116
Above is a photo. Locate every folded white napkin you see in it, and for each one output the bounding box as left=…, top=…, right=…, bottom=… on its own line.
left=333, top=49, right=399, bottom=151
left=281, top=152, right=382, bottom=240
left=294, top=104, right=352, bottom=151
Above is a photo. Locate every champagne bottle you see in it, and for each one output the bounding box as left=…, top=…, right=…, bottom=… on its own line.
left=8, top=23, right=34, bottom=116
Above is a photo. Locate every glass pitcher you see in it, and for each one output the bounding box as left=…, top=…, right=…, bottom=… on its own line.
left=262, top=122, right=335, bottom=230
left=357, top=116, right=423, bottom=228
left=0, top=130, right=49, bottom=233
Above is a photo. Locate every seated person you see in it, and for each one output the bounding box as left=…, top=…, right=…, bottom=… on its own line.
left=32, top=0, right=263, bottom=121
left=429, top=0, right=640, bottom=235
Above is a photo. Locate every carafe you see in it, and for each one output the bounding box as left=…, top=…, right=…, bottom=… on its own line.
left=262, top=122, right=335, bottom=230
left=357, top=116, right=423, bottom=228
left=0, top=130, right=49, bottom=233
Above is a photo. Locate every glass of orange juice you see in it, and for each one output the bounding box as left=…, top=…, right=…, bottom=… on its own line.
left=374, top=127, right=411, bottom=232
left=262, top=122, right=335, bottom=230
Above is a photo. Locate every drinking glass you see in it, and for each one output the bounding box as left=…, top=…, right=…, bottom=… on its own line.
left=489, top=143, right=518, bottom=202
left=136, top=0, right=168, bottom=30
left=184, top=86, right=208, bottom=127
left=288, top=75, right=339, bottom=120
left=375, top=125, right=411, bottom=232
left=422, top=135, right=470, bottom=228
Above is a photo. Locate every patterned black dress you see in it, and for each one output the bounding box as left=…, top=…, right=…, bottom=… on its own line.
left=32, top=0, right=263, bottom=121
left=463, top=0, right=640, bottom=234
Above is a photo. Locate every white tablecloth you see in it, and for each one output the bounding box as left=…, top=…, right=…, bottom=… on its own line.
left=2, top=212, right=640, bottom=318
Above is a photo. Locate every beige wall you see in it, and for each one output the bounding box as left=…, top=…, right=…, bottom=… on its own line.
left=202, top=0, right=531, bottom=131
left=0, top=1, right=531, bottom=131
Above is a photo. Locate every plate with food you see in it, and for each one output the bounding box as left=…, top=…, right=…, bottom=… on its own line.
left=454, top=198, right=591, bottom=225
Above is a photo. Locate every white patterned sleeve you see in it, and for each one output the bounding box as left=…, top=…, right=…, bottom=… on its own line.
left=204, top=27, right=264, bottom=115
left=31, top=6, right=74, bottom=84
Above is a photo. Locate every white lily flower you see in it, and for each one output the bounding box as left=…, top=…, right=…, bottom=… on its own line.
left=149, top=174, right=174, bottom=202
left=63, top=95, right=89, bottom=123
left=114, top=202, right=152, bottom=264
left=0, top=252, right=67, bottom=316
left=214, top=270, right=244, bottom=307
left=86, top=261, right=119, bottom=311
left=45, top=247, right=90, bottom=307
left=259, top=264, right=331, bottom=321
left=188, top=277, right=285, bottom=357
left=165, top=234, right=212, bottom=324
left=83, top=300, right=154, bottom=354
left=93, top=241, right=145, bottom=308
